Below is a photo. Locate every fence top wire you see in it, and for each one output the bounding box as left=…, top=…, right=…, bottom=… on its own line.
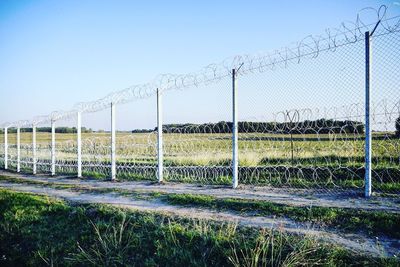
left=1, top=5, right=399, bottom=128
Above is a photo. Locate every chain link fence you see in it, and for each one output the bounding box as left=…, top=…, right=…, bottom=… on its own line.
left=0, top=6, right=399, bottom=197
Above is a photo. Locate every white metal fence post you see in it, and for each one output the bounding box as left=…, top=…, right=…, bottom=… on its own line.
left=157, top=88, right=164, bottom=183
left=77, top=111, right=82, bottom=178
left=364, top=31, right=372, bottom=197
left=32, top=125, right=37, bottom=174
left=51, top=120, right=56, bottom=176
left=232, top=69, right=239, bottom=189
left=111, top=102, right=116, bottom=181
left=17, top=127, right=20, bottom=172
left=4, top=127, right=8, bottom=170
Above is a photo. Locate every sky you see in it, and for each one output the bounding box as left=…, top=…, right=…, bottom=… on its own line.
left=0, top=0, right=399, bottom=130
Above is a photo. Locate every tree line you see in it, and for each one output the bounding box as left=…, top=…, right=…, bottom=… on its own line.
left=0, top=127, right=93, bottom=134
left=150, top=119, right=366, bottom=134
left=2, top=117, right=399, bottom=136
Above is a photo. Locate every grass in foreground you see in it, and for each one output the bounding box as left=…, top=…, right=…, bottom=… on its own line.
left=161, top=193, right=400, bottom=239
left=0, top=174, right=399, bottom=241
left=0, top=189, right=398, bottom=266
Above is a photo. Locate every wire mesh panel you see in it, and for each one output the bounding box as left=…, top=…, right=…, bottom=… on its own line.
left=54, top=116, right=79, bottom=176
left=371, top=25, right=400, bottom=195
left=35, top=123, right=52, bottom=174
left=163, top=76, right=232, bottom=185
left=5, top=128, right=17, bottom=171
left=81, top=109, right=112, bottom=179
left=0, top=132, right=4, bottom=169
left=115, top=98, right=158, bottom=181
left=19, top=129, right=34, bottom=173
left=0, top=132, right=5, bottom=168
left=237, top=31, right=366, bottom=193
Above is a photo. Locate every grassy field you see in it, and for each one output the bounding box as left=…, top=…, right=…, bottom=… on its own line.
left=0, top=188, right=398, bottom=266
left=0, top=132, right=399, bottom=191
left=1, top=132, right=398, bottom=166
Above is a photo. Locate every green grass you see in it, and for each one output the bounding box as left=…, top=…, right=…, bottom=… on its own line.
left=162, top=193, right=400, bottom=239
left=1, top=175, right=399, bottom=240
left=0, top=188, right=398, bottom=266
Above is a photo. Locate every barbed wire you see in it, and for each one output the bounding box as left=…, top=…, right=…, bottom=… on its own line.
left=2, top=99, right=397, bottom=192
left=1, top=5, right=399, bottom=128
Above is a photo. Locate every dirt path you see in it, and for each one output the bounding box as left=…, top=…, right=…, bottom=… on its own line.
left=1, top=170, right=399, bottom=212
left=0, top=179, right=399, bottom=257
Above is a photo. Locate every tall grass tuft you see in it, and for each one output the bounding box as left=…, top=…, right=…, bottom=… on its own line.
left=228, top=228, right=326, bottom=267
left=66, top=213, right=138, bottom=266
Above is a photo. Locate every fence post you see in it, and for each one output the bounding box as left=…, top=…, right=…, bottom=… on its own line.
left=32, top=125, right=37, bottom=174
left=4, top=127, right=8, bottom=170
left=232, top=69, right=239, bottom=189
left=17, top=127, right=20, bottom=172
left=51, top=120, right=56, bottom=176
left=364, top=31, right=372, bottom=197
left=111, top=102, right=116, bottom=181
left=157, top=88, right=163, bottom=183
left=77, top=111, right=82, bottom=178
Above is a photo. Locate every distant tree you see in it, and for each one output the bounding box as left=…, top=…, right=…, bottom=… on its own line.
left=396, top=116, right=400, bottom=138
left=81, top=127, right=93, bottom=133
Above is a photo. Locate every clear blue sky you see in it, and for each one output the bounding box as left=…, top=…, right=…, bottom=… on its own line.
left=0, top=0, right=399, bottom=130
